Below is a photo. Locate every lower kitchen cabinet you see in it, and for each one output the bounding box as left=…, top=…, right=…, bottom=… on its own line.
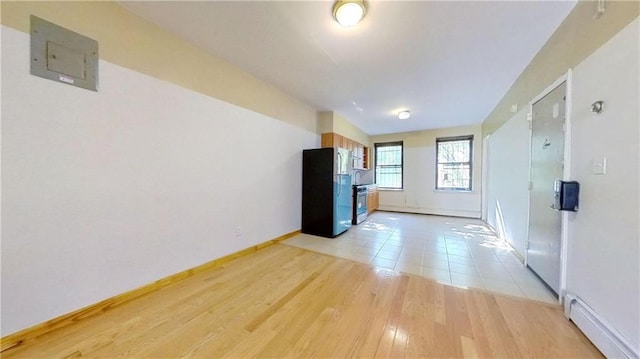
left=367, top=187, right=378, bottom=214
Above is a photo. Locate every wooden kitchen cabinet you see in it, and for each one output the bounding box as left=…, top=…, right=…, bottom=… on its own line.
left=342, top=138, right=349, bottom=150
left=346, top=139, right=354, bottom=152
left=362, top=146, right=369, bottom=169
left=321, top=133, right=333, bottom=148
left=367, top=186, right=378, bottom=214
left=321, top=132, right=369, bottom=170
left=321, top=133, right=345, bottom=149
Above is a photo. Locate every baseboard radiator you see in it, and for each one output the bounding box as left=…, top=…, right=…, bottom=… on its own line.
left=564, top=294, right=638, bottom=358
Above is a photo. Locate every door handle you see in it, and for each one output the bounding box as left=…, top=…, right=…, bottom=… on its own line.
left=336, top=152, right=342, bottom=197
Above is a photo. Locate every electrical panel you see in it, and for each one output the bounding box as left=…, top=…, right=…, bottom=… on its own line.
left=30, top=15, right=98, bottom=91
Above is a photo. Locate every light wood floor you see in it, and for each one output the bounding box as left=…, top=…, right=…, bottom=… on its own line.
left=3, top=244, right=602, bottom=358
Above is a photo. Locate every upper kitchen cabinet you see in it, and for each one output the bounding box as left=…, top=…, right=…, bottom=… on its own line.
left=362, top=147, right=369, bottom=169
left=321, top=133, right=343, bottom=148
left=321, top=132, right=369, bottom=170
left=321, top=132, right=332, bottom=147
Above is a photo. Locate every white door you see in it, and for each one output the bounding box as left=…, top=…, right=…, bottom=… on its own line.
left=527, top=82, right=566, bottom=295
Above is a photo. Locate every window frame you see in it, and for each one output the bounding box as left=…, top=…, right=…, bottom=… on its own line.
left=374, top=141, right=404, bottom=190
left=435, top=135, right=473, bottom=191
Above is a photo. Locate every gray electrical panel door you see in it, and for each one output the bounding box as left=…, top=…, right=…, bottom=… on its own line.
left=31, top=15, right=99, bottom=91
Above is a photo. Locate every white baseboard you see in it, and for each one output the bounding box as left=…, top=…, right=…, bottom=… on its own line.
left=564, top=294, right=638, bottom=358
left=377, top=206, right=481, bottom=219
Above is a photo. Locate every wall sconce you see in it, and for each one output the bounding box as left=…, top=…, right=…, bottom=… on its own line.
left=333, top=0, right=366, bottom=28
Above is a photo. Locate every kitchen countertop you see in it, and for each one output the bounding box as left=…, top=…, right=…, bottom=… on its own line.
left=353, top=183, right=377, bottom=189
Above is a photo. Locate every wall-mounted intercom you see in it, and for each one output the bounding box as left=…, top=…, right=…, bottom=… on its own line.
left=553, top=180, right=580, bottom=212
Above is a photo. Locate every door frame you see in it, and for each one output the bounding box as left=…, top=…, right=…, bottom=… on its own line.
left=481, top=135, right=490, bottom=222
left=526, top=69, right=573, bottom=304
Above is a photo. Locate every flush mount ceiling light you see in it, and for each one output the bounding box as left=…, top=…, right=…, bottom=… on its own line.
left=333, top=0, right=366, bottom=28
left=398, top=110, right=411, bottom=120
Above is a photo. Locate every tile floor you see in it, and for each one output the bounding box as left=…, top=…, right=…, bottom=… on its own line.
left=284, top=211, right=558, bottom=304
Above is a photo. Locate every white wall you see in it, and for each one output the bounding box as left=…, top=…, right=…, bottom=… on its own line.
left=371, top=125, right=482, bottom=218
left=1, top=26, right=317, bottom=335
left=565, top=18, right=639, bottom=352
left=485, top=108, right=530, bottom=257
left=484, top=17, right=639, bottom=353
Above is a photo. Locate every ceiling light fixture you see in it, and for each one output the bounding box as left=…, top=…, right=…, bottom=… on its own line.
left=398, top=110, right=411, bottom=120
left=333, top=0, right=366, bottom=28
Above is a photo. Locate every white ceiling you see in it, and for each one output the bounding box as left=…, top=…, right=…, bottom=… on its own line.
left=120, top=1, right=576, bottom=135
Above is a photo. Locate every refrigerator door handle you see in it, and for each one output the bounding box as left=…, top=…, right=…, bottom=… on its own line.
left=336, top=151, right=342, bottom=197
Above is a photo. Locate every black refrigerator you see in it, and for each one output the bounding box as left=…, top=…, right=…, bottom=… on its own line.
left=302, top=148, right=353, bottom=238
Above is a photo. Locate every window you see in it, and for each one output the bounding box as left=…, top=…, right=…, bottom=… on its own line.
left=436, top=136, right=473, bottom=191
left=375, top=141, right=403, bottom=189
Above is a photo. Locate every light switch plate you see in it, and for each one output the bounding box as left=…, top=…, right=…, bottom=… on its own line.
left=31, top=15, right=98, bottom=91
left=591, top=157, right=607, bottom=175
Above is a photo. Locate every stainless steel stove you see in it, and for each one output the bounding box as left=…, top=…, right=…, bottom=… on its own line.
left=352, top=185, right=368, bottom=224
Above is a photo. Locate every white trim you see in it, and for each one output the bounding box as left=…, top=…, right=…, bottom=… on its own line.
left=376, top=206, right=481, bottom=219
left=559, top=69, right=573, bottom=303
left=433, top=189, right=475, bottom=194
left=530, top=72, right=568, bottom=106
left=565, top=294, right=639, bottom=358
left=525, top=106, right=532, bottom=268
left=481, top=135, right=490, bottom=222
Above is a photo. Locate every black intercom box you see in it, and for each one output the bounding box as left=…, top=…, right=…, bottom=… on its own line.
left=554, top=180, right=580, bottom=212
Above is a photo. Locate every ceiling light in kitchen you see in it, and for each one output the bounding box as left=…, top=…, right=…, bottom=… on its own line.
left=398, top=111, right=411, bottom=120
left=333, top=0, right=366, bottom=28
